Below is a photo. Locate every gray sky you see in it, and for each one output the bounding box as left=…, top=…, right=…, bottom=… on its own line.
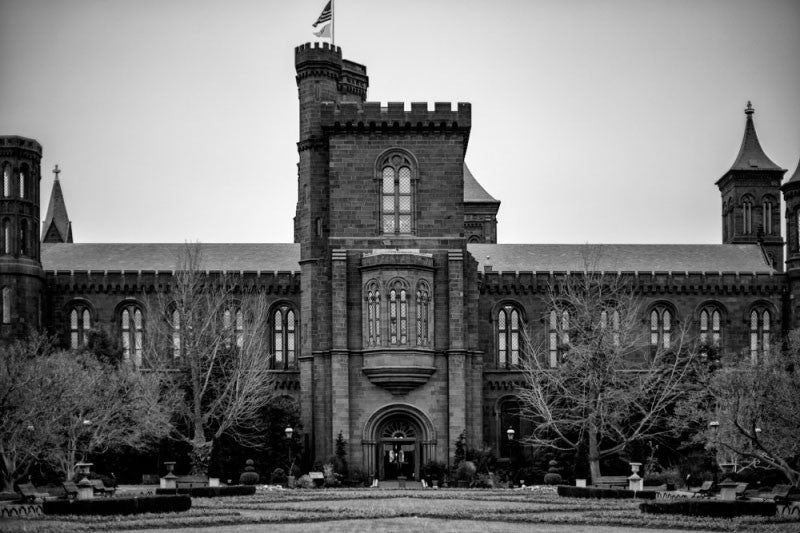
left=1, top=0, right=798, bottom=244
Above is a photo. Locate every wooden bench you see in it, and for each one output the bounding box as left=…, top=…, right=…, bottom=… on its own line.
left=175, top=476, right=208, bottom=489
left=16, top=483, right=49, bottom=503
left=593, top=476, right=629, bottom=488
left=88, top=479, right=116, bottom=497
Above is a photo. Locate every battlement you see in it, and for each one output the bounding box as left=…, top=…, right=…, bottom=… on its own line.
left=320, top=101, right=471, bottom=132
left=0, top=136, right=42, bottom=156
left=295, top=41, right=343, bottom=65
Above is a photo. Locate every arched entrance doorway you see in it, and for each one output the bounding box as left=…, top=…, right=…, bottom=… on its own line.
left=361, top=404, right=437, bottom=481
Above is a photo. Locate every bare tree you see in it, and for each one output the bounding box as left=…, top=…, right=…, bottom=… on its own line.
left=144, top=243, right=279, bottom=474
left=677, top=332, right=800, bottom=487
left=516, top=247, right=699, bottom=481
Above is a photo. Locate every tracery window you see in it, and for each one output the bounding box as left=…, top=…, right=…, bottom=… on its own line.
left=742, top=197, right=753, bottom=235
left=548, top=309, right=570, bottom=367
left=380, top=153, right=415, bottom=235
left=416, top=281, right=431, bottom=346
left=699, top=306, right=722, bottom=347
left=749, top=307, right=771, bottom=363
left=18, top=171, right=25, bottom=199
left=272, top=304, right=297, bottom=369
left=171, top=309, right=182, bottom=358
left=69, top=302, right=92, bottom=349
left=497, top=304, right=521, bottom=368
left=366, top=281, right=381, bottom=346
left=762, top=199, right=773, bottom=235
left=650, top=305, right=673, bottom=350
left=120, top=303, right=144, bottom=364
left=1, top=287, right=11, bottom=324
left=388, top=283, right=408, bottom=345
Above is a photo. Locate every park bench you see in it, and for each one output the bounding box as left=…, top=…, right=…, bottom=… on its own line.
left=88, top=479, right=116, bottom=497
left=691, top=480, right=715, bottom=497
left=746, top=484, right=796, bottom=502
left=593, top=476, right=629, bottom=488
left=16, top=483, right=49, bottom=503
left=62, top=481, right=79, bottom=499
left=175, top=476, right=208, bottom=489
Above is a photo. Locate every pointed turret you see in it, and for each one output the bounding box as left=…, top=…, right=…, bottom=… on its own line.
left=42, top=165, right=73, bottom=243
left=781, top=157, right=800, bottom=285
left=717, top=102, right=786, bottom=271
left=463, top=163, right=500, bottom=243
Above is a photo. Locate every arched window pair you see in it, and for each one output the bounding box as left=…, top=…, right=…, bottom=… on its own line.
left=379, top=152, right=415, bottom=235
left=222, top=307, right=244, bottom=349
left=741, top=196, right=753, bottom=235
left=0, top=164, right=28, bottom=199
left=272, top=304, right=297, bottom=370
left=749, top=307, right=771, bottom=363
left=497, top=304, right=522, bottom=368
left=548, top=309, right=569, bottom=368
left=650, top=305, right=673, bottom=350
left=69, top=302, right=93, bottom=349
left=119, top=303, right=144, bottom=364
left=698, top=307, right=722, bottom=347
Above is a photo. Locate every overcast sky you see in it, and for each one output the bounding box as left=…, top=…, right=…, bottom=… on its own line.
left=1, top=0, right=798, bottom=245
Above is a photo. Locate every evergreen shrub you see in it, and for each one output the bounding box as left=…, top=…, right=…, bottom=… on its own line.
left=557, top=485, right=657, bottom=500
left=43, top=495, right=190, bottom=516
left=155, top=485, right=255, bottom=497
left=639, top=500, right=777, bottom=517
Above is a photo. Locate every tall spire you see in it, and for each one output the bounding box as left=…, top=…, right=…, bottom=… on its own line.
left=42, top=164, right=73, bottom=243
left=727, top=101, right=784, bottom=172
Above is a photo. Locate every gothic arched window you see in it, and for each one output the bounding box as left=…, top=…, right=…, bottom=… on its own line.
left=416, top=281, right=431, bottom=346
left=742, top=196, right=753, bottom=235
left=222, top=306, right=244, bottom=349
left=749, top=307, right=771, bottom=363
left=1, top=286, right=11, bottom=324
left=650, top=305, right=673, bottom=350
left=272, top=304, right=297, bottom=369
left=699, top=306, right=722, bottom=348
left=2, top=219, right=11, bottom=255
left=18, top=170, right=25, bottom=200
left=171, top=308, right=182, bottom=358
left=497, top=304, right=522, bottom=368
left=762, top=199, right=773, bottom=235
left=379, top=152, right=415, bottom=235
left=548, top=308, right=571, bottom=367
left=19, top=219, right=28, bottom=256
left=388, top=282, right=408, bottom=345
left=365, top=281, right=381, bottom=347
left=68, top=302, right=93, bottom=349
left=600, top=308, right=621, bottom=348
left=2, top=165, right=10, bottom=198
left=120, top=303, right=144, bottom=364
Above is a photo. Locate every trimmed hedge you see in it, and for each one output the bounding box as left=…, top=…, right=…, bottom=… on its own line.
left=640, top=500, right=777, bottom=518
left=155, top=485, right=255, bottom=497
left=557, top=485, right=657, bottom=500
left=43, top=495, right=191, bottom=516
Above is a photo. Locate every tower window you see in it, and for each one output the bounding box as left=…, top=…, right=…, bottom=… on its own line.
left=762, top=200, right=773, bottom=235
left=600, top=308, right=621, bottom=348
left=548, top=309, right=570, bottom=366
left=120, top=304, right=144, bottom=365
left=749, top=307, right=771, bottom=363
left=2, top=219, right=11, bottom=255
left=18, top=171, right=24, bottom=199
left=222, top=306, right=244, bottom=349
left=742, top=197, right=753, bottom=235
left=171, top=308, right=182, bottom=358
left=19, top=219, right=28, bottom=256
left=416, top=281, right=431, bottom=346
left=272, top=304, right=297, bottom=369
left=2, top=166, right=9, bottom=198
left=650, top=305, right=673, bottom=350
left=366, top=281, right=381, bottom=346
left=69, top=303, right=92, bottom=349
left=378, top=152, right=415, bottom=235
left=1, top=287, right=11, bottom=324
left=498, top=304, right=522, bottom=368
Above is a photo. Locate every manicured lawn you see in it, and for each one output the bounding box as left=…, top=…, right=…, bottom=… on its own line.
left=2, top=488, right=798, bottom=532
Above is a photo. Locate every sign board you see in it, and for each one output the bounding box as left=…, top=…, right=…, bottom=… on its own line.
left=309, top=471, right=324, bottom=480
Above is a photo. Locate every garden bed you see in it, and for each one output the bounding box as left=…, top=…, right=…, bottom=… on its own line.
left=155, top=485, right=255, bottom=497
left=640, top=499, right=778, bottom=518
left=557, top=485, right=657, bottom=499
left=42, top=494, right=191, bottom=516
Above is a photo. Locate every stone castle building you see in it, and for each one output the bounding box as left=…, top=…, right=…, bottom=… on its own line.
left=2, top=42, right=799, bottom=480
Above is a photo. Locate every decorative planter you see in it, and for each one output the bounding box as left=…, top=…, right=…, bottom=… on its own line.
left=208, top=477, right=220, bottom=487
left=287, top=475, right=296, bottom=489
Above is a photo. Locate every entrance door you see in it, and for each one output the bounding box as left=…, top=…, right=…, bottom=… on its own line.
left=377, top=417, right=420, bottom=480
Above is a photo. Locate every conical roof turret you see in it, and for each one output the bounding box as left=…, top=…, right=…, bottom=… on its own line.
left=784, top=156, right=800, bottom=188
left=42, top=165, right=73, bottom=243
left=727, top=101, right=784, bottom=172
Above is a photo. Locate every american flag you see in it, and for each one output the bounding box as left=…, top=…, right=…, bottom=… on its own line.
left=313, top=1, right=332, bottom=27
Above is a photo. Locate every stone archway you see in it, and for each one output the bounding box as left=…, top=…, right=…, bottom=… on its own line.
left=361, top=404, right=437, bottom=481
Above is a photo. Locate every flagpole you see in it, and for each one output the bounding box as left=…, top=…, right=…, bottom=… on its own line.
left=331, top=0, right=335, bottom=46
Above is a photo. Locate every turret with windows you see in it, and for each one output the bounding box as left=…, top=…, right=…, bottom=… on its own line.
left=0, top=136, right=44, bottom=337
left=781, top=158, right=800, bottom=328
left=716, top=102, right=786, bottom=270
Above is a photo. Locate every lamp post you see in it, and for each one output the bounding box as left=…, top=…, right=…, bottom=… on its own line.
left=708, top=420, right=720, bottom=484
left=506, top=427, right=521, bottom=487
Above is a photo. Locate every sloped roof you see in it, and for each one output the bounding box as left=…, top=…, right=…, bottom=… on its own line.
left=467, top=243, right=774, bottom=273
left=41, top=243, right=301, bottom=273
left=726, top=103, right=784, bottom=173
left=463, top=163, right=499, bottom=203
left=784, top=157, right=800, bottom=186
left=42, top=177, right=72, bottom=243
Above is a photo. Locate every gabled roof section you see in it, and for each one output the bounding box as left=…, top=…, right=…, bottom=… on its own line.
left=726, top=102, right=784, bottom=173
left=468, top=243, right=775, bottom=274
left=463, top=163, right=499, bottom=204
left=42, top=174, right=73, bottom=243
left=41, top=243, right=301, bottom=273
